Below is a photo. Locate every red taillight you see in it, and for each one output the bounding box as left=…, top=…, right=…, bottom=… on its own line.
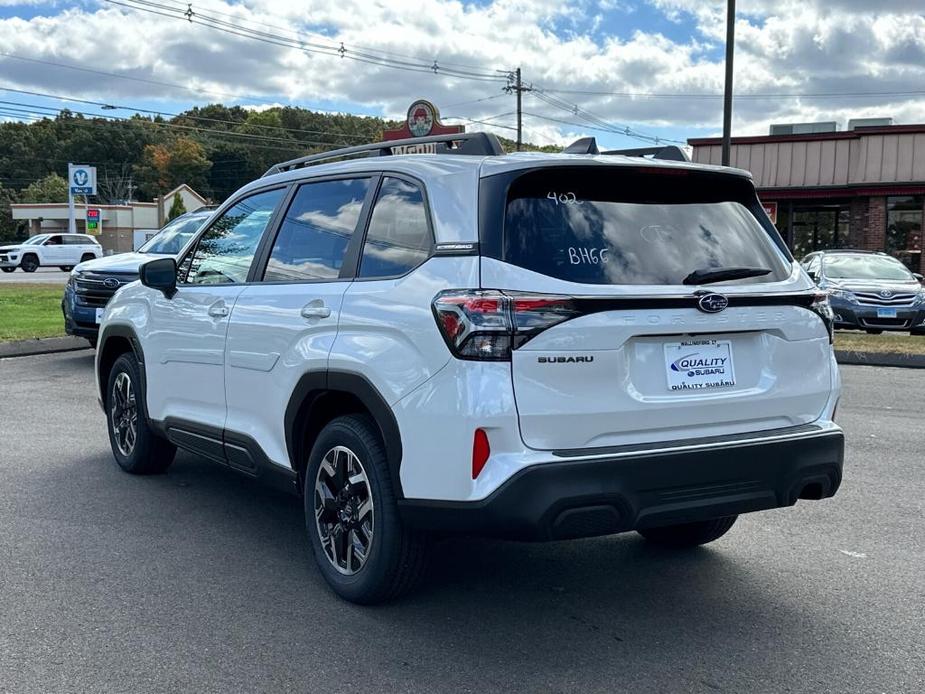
left=432, top=290, right=579, bottom=361
left=472, top=428, right=490, bottom=479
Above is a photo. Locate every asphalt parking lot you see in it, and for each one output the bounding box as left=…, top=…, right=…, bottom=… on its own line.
left=0, top=351, right=922, bottom=693
left=0, top=267, right=70, bottom=284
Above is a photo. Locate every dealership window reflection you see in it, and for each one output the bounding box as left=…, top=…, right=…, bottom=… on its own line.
left=886, top=195, right=923, bottom=273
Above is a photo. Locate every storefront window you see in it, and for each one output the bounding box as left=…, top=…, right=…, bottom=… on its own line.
left=789, top=204, right=851, bottom=259
left=886, top=196, right=923, bottom=272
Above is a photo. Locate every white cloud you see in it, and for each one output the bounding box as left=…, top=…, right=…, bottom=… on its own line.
left=0, top=0, right=922, bottom=144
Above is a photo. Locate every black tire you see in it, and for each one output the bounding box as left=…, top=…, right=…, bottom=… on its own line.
left=20, top=254, right=39, bottom=273
left=61, top=265, right=73, bottom=272
left=865, top=329, right=883, bottom=335
left=638, top=516, right=738, bottom=548
left=87, top=336, right=98, bottom=349
left=105, top=352, right=176, bottom=474
left=911, top=329, right=925, bottom=337
left=304, top=415, right=427, bottom=604
left=80, top=253, right=95, bottom=263
left=1, top=267, right=13, bottom=273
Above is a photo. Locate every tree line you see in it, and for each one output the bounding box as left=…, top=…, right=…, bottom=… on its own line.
left=0, top=104, right=553, bottom=242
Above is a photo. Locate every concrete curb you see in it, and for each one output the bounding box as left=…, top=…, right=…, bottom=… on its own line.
left=0, top=336, right=92, bottom=359
left=835, top=350, right=925, bottom=369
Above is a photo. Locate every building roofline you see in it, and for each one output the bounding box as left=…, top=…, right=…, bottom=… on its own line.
left=163, top=183, right=207, bottom=204
left=688, top=123, right=925, bottom=147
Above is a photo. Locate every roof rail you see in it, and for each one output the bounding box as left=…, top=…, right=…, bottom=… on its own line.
left=561, top=137, right=690, bottom=162
left=263, top=132, right=505, bottom=177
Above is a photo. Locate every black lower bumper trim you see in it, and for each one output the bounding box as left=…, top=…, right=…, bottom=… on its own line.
left=399, top=431, right=844, bottom=541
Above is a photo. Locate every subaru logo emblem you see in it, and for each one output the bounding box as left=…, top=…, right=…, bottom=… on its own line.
left=879, top=289, right=893, bottom=299
left=103, top=278, right=120, bottom=289
left=697, top=293, right=729, bottom=313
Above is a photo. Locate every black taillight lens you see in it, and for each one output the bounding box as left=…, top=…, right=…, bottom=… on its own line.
left=432, top=290, right=580, bottom=360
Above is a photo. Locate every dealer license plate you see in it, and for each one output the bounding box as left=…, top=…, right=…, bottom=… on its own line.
left=95, top=308, right=104, bottom=324
left=664, top=339, right=736, bottom=392
left=877, top=307, right=897, bottom=318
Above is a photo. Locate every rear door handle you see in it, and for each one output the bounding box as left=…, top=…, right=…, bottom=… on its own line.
left=301, top=300, right=331, bottom=319
left=207, top=303, right=229, bottom=318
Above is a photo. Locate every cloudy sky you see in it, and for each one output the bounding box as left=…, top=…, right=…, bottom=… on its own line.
left=0, top=0, right=923, bottom=148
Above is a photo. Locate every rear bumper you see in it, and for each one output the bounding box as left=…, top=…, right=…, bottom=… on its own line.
left=399, top=426, right=844, bottom=540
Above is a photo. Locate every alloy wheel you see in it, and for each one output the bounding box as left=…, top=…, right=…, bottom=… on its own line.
left=313, top=446, right=374, bottom=575
left=110, top=371, right=138, bottom=457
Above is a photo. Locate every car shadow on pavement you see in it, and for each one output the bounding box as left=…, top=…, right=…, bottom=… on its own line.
left=42, top=448, right=856, bottom=691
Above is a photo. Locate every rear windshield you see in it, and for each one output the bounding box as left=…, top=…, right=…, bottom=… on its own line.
left=496, top=167, right=789, bottom=286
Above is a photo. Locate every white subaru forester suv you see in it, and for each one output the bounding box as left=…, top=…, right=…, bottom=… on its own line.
left=95, top=133, right=844, bottom=604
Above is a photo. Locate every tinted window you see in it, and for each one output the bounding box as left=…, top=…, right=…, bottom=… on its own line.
left=264, top=178, right=369, bottom=282
left=498, top=168, right=789, bottom=286
left=359, top=178, right=431, bottom=278
left=44, top=235, right=62, bottom=245
left=63, top=235, right=94, bottom=245
left=182, top=188, right=284, bottom=285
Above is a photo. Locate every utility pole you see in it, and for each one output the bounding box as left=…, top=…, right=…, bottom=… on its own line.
left=721, top=0, right=736, bottom=166
left=505, top=67, right=531, bottom=151
left=515, top=67, right=523, bottom=151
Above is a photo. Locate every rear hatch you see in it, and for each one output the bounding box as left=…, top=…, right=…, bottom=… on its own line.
left=478, top=164, right=834, bottom=451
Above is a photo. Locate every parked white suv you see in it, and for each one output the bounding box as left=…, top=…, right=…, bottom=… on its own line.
left=95, top=133, right=844, bottom=604
left=0, top=233, right=102, bottom=272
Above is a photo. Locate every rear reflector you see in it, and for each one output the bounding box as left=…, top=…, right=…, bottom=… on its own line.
left=472, top=429, right=490, bottom=479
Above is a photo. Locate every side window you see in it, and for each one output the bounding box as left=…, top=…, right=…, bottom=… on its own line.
left=807, top=257, right=821, bottom=276
left=181, top=188, right=284, bottom=285
left=358, top=177, right=432, bottom=279
left=44, top=235, right=62, bottom=245
left=263, top=178, right=370, bottom=282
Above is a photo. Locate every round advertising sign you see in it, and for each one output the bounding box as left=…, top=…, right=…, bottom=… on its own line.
left=407, top=101, right=436, bottom=137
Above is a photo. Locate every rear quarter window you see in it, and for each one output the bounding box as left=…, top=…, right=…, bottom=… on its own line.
left=482, top=166, right=791, bottom=286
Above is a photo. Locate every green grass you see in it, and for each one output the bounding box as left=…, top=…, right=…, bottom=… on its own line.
left=0, top=284, right=66, bottom=341
left=2, top=282, right=923, bottom=355
left=834, top=331, right=925, bottom=355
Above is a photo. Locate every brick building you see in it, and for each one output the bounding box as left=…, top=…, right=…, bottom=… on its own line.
left=688, top=121, right=925, bottom=272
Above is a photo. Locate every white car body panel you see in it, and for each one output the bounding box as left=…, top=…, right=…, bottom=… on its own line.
left=97, top=149, right=841, bottom=508
left=144, top=285, right=245, bottom=430
left=223, top=282, right=350, bottom=468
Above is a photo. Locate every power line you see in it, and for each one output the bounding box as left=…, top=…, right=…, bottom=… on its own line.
left=0, top=100, right=331, bottom=152
left=149, top=0, right=499, bottom=75
left=0, top=51, right=285, bottom=107
left=104, top=0, right=510, bottom=83
left=541, top=87, right=925, bottom=100
left=530, top=90, right=686, bottom=146
left=0, top=85, right=367, bottom=141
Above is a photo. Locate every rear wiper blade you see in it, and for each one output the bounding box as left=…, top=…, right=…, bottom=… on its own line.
left=682, top=266, right=772, bottom=285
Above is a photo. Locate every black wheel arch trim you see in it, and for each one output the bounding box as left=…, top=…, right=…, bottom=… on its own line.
left=96, top=324, right=147, bottom=408
left=285, top=370, right=404, bottom=499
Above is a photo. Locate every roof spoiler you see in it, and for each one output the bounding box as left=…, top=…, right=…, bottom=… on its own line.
left=263, top=132, right=506, bottom=177
left=563, top=137, right=690, bottom=162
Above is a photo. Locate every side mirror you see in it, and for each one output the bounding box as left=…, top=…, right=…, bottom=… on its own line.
left=914, top=273, right=924, bottom=284
left=140, top=257, right=177, bottom=298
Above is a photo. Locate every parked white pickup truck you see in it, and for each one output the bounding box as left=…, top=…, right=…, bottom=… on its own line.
left=0, top=233, right=103, bottom=272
